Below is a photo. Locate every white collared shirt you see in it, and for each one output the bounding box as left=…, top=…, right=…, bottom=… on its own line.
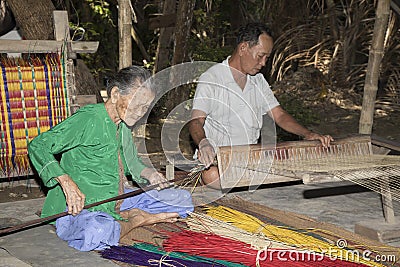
left=192, top=57, right=280, bottom=147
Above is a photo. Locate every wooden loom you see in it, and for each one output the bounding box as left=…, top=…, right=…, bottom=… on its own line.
left=0, top=11, right=98, bottom=178
left=216, top=134, right=400, bottom=243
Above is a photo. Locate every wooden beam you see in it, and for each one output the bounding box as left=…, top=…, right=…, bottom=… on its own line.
left=371, top=134, right=400, bottom=152
left=118, top=0, right=132, bottom=69
left=53, top=10, right=76, bottom=59
left=0, top=40, right=99, bottom=53
left=53, top=10, right=70, bottom=41
left=70, top=42, right=99, bottom=53
left=355, top=217, right=400, bottom=242
left=148, top=14, right=176, bottom=30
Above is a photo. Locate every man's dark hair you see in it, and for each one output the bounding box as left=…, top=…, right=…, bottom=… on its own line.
left=106, top=65, right=153, bottom=97
left=236, top=22, right=273, bottom=47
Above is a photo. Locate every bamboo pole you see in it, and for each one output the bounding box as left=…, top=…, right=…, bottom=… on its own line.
left=359, top=0, right=390, bottom=134
left=0, top=175, right=190, bottom=236
left=359, top=0, right=393, bottom=225
left=118, top=0, right=132, bottom=69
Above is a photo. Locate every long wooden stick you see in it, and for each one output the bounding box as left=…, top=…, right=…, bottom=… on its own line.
left=0, top=176, right=188, bottom=236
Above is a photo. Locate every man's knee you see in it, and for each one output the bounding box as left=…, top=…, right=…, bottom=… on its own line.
left=201, top=166, right=221, bottom=189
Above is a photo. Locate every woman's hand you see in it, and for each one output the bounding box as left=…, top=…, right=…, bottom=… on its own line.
left=56, top=174, right=86, bottom=216
left=141, top=168, right=172, bottom=190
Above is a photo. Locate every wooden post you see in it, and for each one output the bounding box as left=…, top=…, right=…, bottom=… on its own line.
left=53, top=11, right=70, bottom=41
left=359, top=0, right=390, bottom=134
left=53, top=11, right=76, bottom=115
left=166, top=163, right=175, bottom=181
left=153, top=0, right=176, bottom=73
left=118, top=0, right=132, bottom=69
left=358, top=0, right=393, bottom=225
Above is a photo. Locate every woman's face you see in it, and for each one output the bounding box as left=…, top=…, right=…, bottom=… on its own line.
left=116, top=87, right=155, bottom=126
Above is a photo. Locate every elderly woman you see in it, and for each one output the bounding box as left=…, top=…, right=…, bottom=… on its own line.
left=28, top=66, right=193, bottom=251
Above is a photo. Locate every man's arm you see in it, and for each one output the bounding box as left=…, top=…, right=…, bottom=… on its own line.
left=189, top=109, right=215, bottom=167
left=189, top=109, right=207, bottom=145
left=268, top=106, right=333, bottom=147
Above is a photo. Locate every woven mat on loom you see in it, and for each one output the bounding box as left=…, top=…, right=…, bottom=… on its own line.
left=109, top=196, right=400, bottom=267
left=0, top=55, right=69, bottom=176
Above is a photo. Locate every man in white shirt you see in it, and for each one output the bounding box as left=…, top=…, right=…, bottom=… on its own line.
left=189, top=22, right=333, bottom=189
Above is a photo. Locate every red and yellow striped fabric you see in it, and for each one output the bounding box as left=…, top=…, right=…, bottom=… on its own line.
left=0, top=54, right=70, bottom=177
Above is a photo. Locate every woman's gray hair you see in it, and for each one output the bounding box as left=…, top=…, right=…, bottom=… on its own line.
left=106, top=65, right=153, bottom=96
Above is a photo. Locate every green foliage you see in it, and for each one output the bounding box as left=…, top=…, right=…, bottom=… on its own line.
left=86, top=0, right=114, bottom=23
left=278, top=94, right=320, bottom=126
left=190, top=42, right=232, bottom=63
left=276, top=94, right=321, bottom=142
left=189, top=2, right=234, bottom=63
left=68, top=0, right=119, bottom=85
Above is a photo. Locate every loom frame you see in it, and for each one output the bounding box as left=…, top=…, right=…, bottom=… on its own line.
left=216, top=135, right=376, bottom=188
left=215, top=134, right=400, bottom=243
left=0, top=11, right=98, bottom=179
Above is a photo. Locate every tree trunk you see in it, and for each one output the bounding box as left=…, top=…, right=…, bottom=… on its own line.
left=359, top=0, right=390, bottom=134
left=162, top=0, right=196, bottom=156
left=0, top=0, right=16, bottom=36
left=75, top=59, right=103, bottom=103
left=153, top=0, right=176, bottom=73
left=5, top=0, right=54, bottom=40
left=171, top=0, right=195, bottom=66
left=164, top=0, right=195, bottom=114
left=326, top=0, right=339, bottom=41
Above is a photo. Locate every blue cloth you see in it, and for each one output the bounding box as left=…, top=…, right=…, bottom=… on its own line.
left=56, top=209, right=120, bottom=251
left=56, top=188, right=194, bottom=251
left=120, top=188, right=194, bottom=218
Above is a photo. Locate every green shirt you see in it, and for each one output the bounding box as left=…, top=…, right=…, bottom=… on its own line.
left=28, top=104, right=147, bottom=220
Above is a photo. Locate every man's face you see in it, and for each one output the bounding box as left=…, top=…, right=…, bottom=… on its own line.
left=116, top=87, right=155, bottom=126
left=240, top=33, right=273, bottom=75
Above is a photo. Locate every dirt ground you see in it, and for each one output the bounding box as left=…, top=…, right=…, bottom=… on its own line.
left=0, top=181, right=45, bottom=203
left=1, top=67, right=399, bottom=204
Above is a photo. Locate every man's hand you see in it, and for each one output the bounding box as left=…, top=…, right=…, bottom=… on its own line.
left=141, top=168, right=171, bottom=190
left=56, top=174, right=85, bottom=216
left=304, top=132, right=334, bottom=147
left=198, top=138, right=216, bottom=168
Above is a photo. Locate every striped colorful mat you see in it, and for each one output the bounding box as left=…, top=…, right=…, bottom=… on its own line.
left=0, top=54, right=70, bottom=177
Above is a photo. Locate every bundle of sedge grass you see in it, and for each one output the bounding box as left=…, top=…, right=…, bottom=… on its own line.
left=204, top=205, right=387, bottom=267
left=101, top=243, right=245, bottom=267
left=162, top=229, right=372, bottom=267
left=186, top=211, right=294, bottom=250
